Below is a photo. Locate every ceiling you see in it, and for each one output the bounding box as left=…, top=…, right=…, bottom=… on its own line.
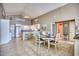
left=3, top=3, right=67, bottom=19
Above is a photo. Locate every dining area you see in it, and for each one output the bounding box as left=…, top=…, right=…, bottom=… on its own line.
left=14, top=21, right=74, bottom=56
left=22, top=29, right=74, bottom=56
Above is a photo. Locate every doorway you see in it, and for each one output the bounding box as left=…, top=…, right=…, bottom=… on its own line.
left=63, top=21, right=69, bottom=40
left=15, top=24, right=22, bottom=38
left=69, top=20, right=75, bottom=41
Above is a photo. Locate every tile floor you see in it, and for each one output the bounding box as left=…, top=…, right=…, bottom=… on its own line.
left=0, top=38, right=74, bottom=56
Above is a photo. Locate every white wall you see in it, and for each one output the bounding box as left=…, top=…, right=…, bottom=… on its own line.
left=36, top=3, right=79, bottom=31
left=0, top=19, right=11, bottom=44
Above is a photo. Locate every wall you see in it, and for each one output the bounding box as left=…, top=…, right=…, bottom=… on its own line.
left=0, top=4, right=3, bottom=18
left=34, top=3, right=79, bottom=31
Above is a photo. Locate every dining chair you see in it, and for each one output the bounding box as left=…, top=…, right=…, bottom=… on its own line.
left=55, top=33, right=64, bottom=42
left=33, top=31, right=45, bottom=48
left=50, top=33, right=64, bottom=53
left=41, top=32, right=56, bottom=50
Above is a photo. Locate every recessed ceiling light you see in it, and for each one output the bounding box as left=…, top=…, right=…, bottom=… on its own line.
left=24, top=16, right=31, bottom=19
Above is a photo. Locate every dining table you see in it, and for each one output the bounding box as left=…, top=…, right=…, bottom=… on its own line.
left=42, top=36, right=55, bottom=50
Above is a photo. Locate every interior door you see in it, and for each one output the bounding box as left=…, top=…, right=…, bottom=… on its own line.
left=69, top=21, right=75, bottom=41
left=57, top=22, right=63, bottom=34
